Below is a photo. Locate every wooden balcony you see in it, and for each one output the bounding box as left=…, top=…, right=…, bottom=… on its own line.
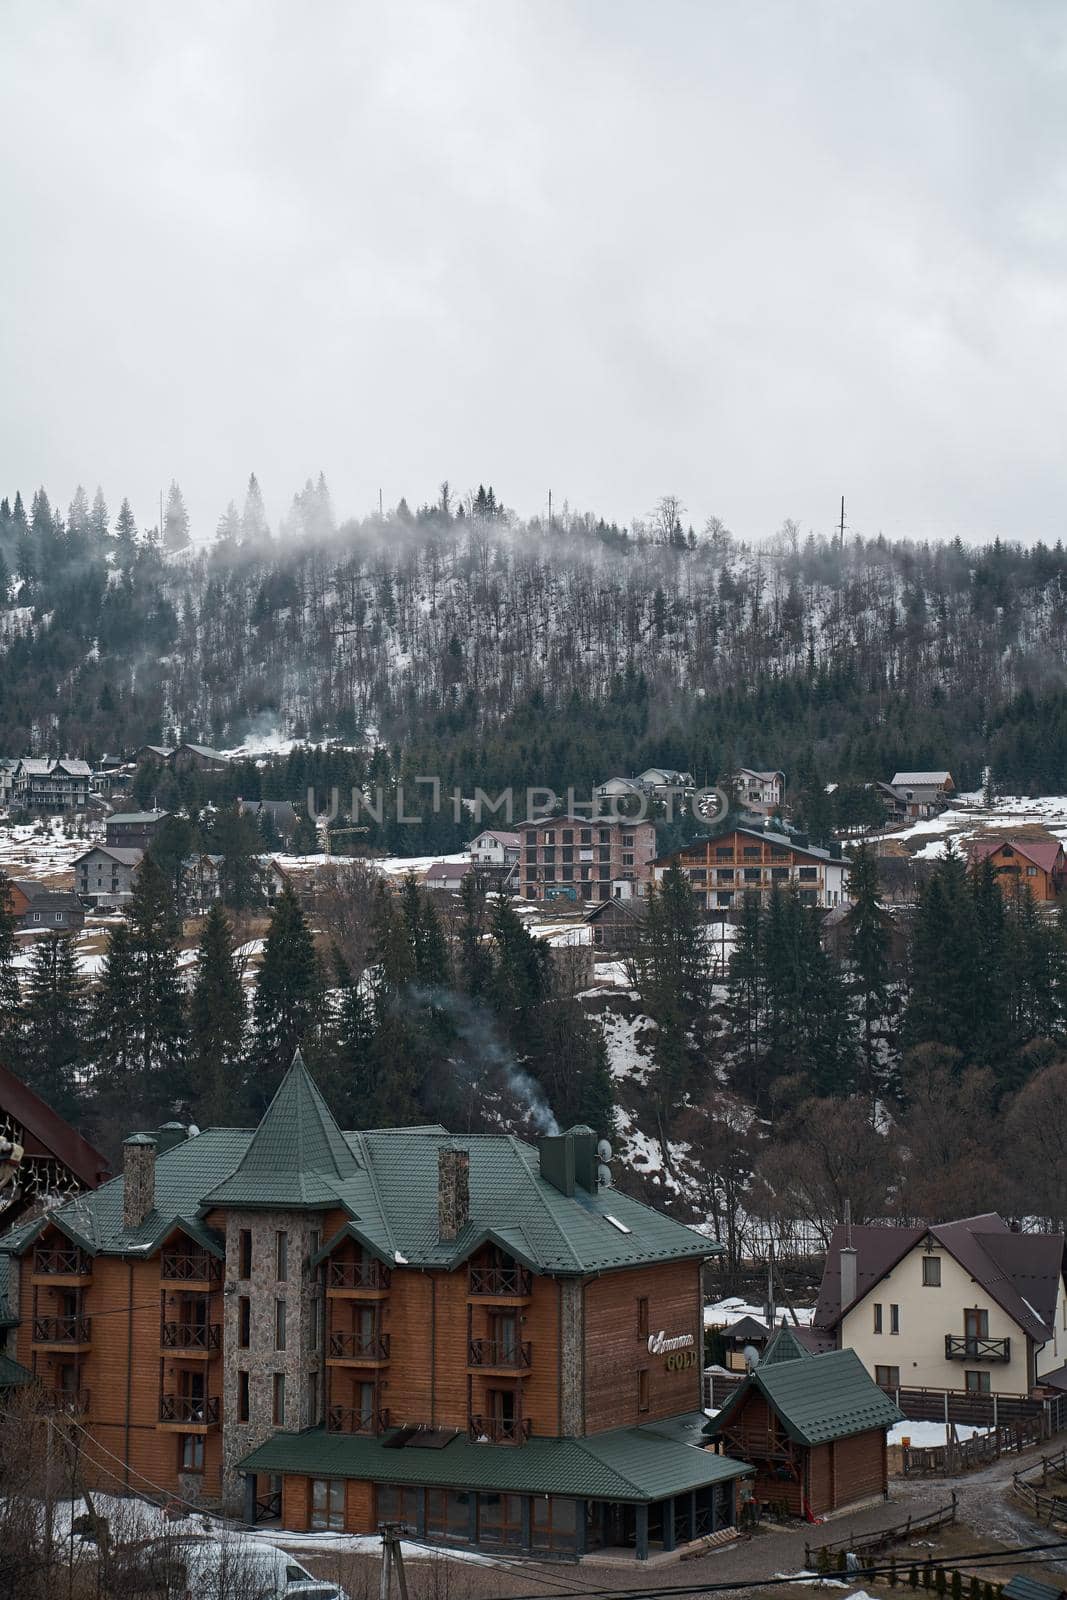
left=158, top=1394, right=220, bottom=1431
left=159, top=1252, right=221, bottom=1290
left=31, top=1247, right=92, bottom=1285
left=161, top=1321, right=221, bottom=1358
left=327, top=1405, right=390, bottom=1435
left=327, top=1330, right=390, bottom=1366
left=468, top=1414, right=530, bottom=1445
left=945, top=1334, right=1011, bottom=1363
left=468, top=1338, right=531, bottom=1371
left=32, top=1315, right=91, bottom=1351
left=326, top=1259, right=391, bottom=1298
left=468, top=1265, right=532, bottom=1301
left=38, top=1389, right=90, bottom=1418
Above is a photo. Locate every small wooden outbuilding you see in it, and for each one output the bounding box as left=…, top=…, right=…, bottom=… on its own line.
left=705, top=1326, right=902, bottom=1519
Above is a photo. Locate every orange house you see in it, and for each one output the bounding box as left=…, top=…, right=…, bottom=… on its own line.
left=968, top=837, right=1065, bottom=903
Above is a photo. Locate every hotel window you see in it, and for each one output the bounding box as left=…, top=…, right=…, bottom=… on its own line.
left=479, top=1492, right=523, bottom=1547
left=637, top=1297, right=649, bottom=1338
left=638, top=1369, right=649, bottom=1413
left=311, top=1478, right=345, bottom=1531
left=275, top=1299, right=287, bottom=1351
left=580, top=830, right=592, bottom=844
left=873, top=1303, right=883, bottom=1334
left=276, top=1231, right=288, bottom=1282
left=239, top=1229, right=252, bottom=1278
left=966, top=1370, right=991, bottom=1395
left=272, top=1372, right=286, bottom=1425
left=716, top=848, right=732, bottom=861
left=875, top=1365, right=899, bottom=1389
left=237, top=1371, right=249, bottom=1422
left=622, top=833, right=634, bottom=846
left=544, top=830, right=555, bottom=844
left=427, top=1488, right=472, bottom=1541
left=623, top=853, right=634, bottom=866
left=923, top=1256, right=941, bottom=1287
left=798, top=867, right=817, bottom=881
left=238, top=1297, right=251, bottom=1348
left=743, top=847, right=760, bottom=860
left=716, top=892, right=734, bottom=907
left=599, top=829, right=610, bottom=842
left=562, top=829, right=573, bottom=844
left=890, top=1304, right=900, bottom=1334
left=179, top=1434, right=204, bottom=1473
left=532, top=1496, right=578, bottom=1553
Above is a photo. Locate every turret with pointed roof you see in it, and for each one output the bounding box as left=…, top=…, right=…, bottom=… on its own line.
left=202, top=1050, right=360, bottom=1210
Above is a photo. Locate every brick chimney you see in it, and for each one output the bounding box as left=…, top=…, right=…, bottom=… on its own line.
left=438, top=1146, right=470, bottom=1241
left=123, top=1134, right=157, bottom=1231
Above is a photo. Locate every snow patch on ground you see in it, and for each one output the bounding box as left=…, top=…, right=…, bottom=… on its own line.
left=888, top=1420, right=979, bottom=1446
left=703, top=1296, right=815, bottom=1329
left=600, top=1010, right=655, bottom=1082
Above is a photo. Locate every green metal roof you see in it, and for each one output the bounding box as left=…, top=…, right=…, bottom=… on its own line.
left=0, top=1352, right=31, bottom=1388
left=1002, top=1577, right=1067, bottom=1600
left=706, top=1348, right=903, bottom=1447
left=759, top=1325, right=812, bottom=1366
left=238, top=1414, right=750, bottom=1503
left=1, top=1056, right=716, bottom=1277
left=202, top=1051, right=360, bottom=1210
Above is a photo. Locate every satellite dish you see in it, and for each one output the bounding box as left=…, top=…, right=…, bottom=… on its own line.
left=597, top=1162, right=613, bottom=1189
left=596, top=1139, right=612, bottom=1163
left=742, top=1344, right=761, bottom=1371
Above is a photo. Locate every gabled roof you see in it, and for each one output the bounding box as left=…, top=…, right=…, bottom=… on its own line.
left=74, top=845, right=143, bottom=866
left=654, top=826, right=848, bottom=870
left=707, top=1346, right=902, bottom=1447
left=583, top=898, right=647, bottom=925
left=202, top=1052, right=360, bottom=1210
left=422, top=861, right=471, bottom=883
left=969, top=837, right=1064, bottom=874
left=177, top=743, right=228, bottom=761
left=736, top=768, right=784, bottom=782
left=0, top=1061, right=109, bottom=1194
left=469, top=829, right=520, bottom=846
left=4, top=1058, right=717, bottom=1276
left=107, top=810, right=169, bottom=826
left=891, top=771, right=952, bottom=787
left=239, top=1412, right=749, bottom=1502
left=815, top=1215, right=1065, bottom=1344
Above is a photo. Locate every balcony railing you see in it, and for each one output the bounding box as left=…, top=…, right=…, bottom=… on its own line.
left=328, top=1330, right=390, bottom=1360
left=326, top=1258, right=391, bottom=1291
left=468, top=1338, right=531, bottom=1369
left=33, top=1246, right=92, bottom=1277
left=161, top=1321, right=221, bottom=1352
left=468, top=1414, right=530, bottom=1445
left=160, top=1252, right=221, bottom=1284
left=32, top=1315, right=90, bottom=1345
left=468, top=1265, right=532, bottom=1298
left=945, top=1334, right=1011, bottom=1363
left=39, top=1389, right=90, bottom=1417
left=159, top=1394, right=220, bottom=1425
left=327, top=1405, right=390, bottom=1435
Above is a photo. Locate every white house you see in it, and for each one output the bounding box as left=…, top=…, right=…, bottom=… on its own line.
left=468, top=829, right=520, bottom=868
left=74, top=845, right=143, bottom=906
left=635, top=767, right=695, bottom=794
left=812, top=1214, right=1067, bottom=1399
left=733, top=769, right=785, bottom=814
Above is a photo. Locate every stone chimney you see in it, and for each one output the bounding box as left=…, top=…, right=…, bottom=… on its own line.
left=438, top=1146, right=470, bottom=1241
left=123, top=1134, right=157, bottom=1231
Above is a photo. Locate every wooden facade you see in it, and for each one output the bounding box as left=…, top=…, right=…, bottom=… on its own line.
left=716, top=1386, right=888, bottom=1517
left=653, top=828, right=849, bottom=911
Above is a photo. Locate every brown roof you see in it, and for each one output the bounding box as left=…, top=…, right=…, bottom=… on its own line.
left=815, top=1213, right=1065, bottom=1345
left=0, top=1061, right=110, bottom=1190
left=969, top=837, right=1064, bottom=875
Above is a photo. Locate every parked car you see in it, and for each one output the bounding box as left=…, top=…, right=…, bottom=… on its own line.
left=117, top=1532, right=350, bottom=1600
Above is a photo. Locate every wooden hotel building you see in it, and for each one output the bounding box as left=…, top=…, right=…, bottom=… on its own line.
left=0, top=1056, right=750, bottom=1560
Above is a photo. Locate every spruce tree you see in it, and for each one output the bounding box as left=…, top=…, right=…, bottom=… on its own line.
left=0, top=870, right=23, bottom=1052
left=635, top=863, right=711, bottom=1133
left=123, top=853, right=187, bottom=1111
left=90, top=486, right=109, bottom=544
left=727, top=891, right=764, bottom=1100
left=212, top=801, right=265, bottom=910
left=249, top=882, right=322, bottom=1105
left=187, top=903, right=247, bottom=1125
left=457, top=875, right=493, bottom=999
left=904, top=844, right=981, bottom=1060
left=368, top=880, right=416, bottom=994
left=399, top=875, right=450, bottom=987
left=18, top=932, right=86, bottom=1120
left=163, top=481, right=191, bottom=552
left=846, top=845, right=890, bottom=1095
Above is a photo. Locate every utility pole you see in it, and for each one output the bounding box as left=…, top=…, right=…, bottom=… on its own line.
left=379, top=487, right=384, bottom=518
left=839, top=495, right=846, bottom=550
left=378, top=1523, right=410, bottom=1600
left=548, top=488, right=552, bottom=532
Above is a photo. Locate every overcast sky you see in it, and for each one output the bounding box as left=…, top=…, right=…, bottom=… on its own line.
left=3, top=0, right=1067, bottom=544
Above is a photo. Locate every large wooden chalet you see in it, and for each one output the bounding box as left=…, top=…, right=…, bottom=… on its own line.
left=0, top=1056, right=751, bottom=1561
left=653, top=826, right=849, bottom=911
left=705, top=1325, right=901, bottom=1518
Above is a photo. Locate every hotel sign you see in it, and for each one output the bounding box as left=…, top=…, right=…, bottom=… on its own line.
left=648, top=1330, right=697, bottom=1371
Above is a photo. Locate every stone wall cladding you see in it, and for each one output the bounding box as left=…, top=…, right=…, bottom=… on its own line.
left=559, top=1278, right=585, bottom=1436
left=220, top=1209, right=325, bottom=1508
left=122, top=1141, right=156, bottom=1231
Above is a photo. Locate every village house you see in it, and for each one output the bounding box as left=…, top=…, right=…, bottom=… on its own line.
left=518, top=817, right=656, bottom=905
left=653, top=826, right=849, bottom=911
left=732, top=769, right=785, bottom=815
left=705, top=1324, right=901, bottom=1518
left=878, top=770, right=955, bottom=821
left=74, top=845, right=143, bottom=906
left=12, top=758, right=93, bottom=812
left=239, top=798, right=300, bottom=840
left=967, top=837, right=1065, bottom=902
left=135, top=745, right=175, bottom=766
left=8, top=882, right=85, bottom=935
left=468, top=829, right=520, bottom=869
left=422, top=860, right=473, bottom=894
left=594, top=770, right=694, bottom=809
left=105, top=809, right=171, bottom=850
left=812, top=1214, right=1067, bottom=1403
left=583, top=897, right=647, bottom=955
left=0, top=1056, right=751, bottom=1559
left=172, top=742, right=229, bottom=773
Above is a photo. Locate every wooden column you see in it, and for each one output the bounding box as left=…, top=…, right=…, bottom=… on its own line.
left=635, top=1503, right=649, bottom=1561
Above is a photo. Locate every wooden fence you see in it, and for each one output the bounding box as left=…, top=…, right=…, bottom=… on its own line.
left=1012, top=1444, right=1067, bottom=1527
left=902, top=1416, right=1044, bottom=1475
left=804, top=1495, right=957, bottom=1567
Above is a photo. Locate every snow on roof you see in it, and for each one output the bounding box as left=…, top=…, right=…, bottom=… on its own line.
left=891, top=771, right=952, bottom=786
